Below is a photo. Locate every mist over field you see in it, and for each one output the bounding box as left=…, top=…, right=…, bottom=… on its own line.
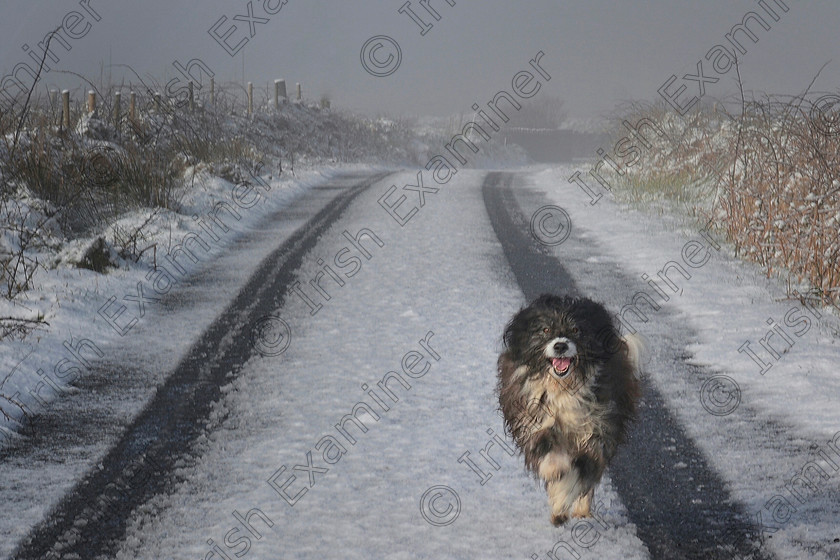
left=2, top=0, right=839, bottom=118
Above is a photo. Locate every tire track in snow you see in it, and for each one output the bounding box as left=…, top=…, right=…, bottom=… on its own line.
left=10, top=171, right=391, bottom=560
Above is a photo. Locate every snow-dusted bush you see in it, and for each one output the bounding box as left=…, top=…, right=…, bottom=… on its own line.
left=604, top=94, right=840, bottom=307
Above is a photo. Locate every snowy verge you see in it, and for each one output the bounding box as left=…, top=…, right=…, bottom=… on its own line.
left=0, top=164, right=383, bottom=448
left=529, top=164, right=840, bottom=559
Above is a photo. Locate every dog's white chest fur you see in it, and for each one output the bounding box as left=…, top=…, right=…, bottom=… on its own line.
left=547, top=389, right=597, bottom=447
left=525, top=372, right=606, bottom=450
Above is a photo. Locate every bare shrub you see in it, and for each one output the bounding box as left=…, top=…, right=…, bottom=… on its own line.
left=608, top=90, right=840, bottom=307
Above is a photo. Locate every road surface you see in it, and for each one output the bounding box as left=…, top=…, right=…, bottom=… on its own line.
left=3, top=168, right=837, bottom=559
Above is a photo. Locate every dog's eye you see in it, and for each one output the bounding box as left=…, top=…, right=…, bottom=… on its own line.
left=571, top=326, right=579, bottom=335
left=542, top=327, right=550, bottom=334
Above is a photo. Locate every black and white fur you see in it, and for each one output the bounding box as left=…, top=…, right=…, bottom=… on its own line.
left=497, top=294, right=642, bottom=525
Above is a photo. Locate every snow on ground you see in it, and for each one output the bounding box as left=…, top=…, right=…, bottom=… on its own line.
left=112, top=169, right=651, bottom=560
left=0, top=164, right=376, bottom=447
left=529, top=164, right=840, bottom=559
left=5, top=160, right=840, bottom=558
left=0, top=164, right=388, bottom=559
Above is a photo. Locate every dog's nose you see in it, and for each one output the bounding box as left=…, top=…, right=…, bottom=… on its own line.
left=554, top=341, right=568, bottom=354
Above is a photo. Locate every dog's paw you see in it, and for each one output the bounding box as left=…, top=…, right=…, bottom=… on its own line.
left=550, top=511, right=569, bottom=526
left=571, top=490, right=593, bottom=518
left=571, top=503, right=592, bottom=518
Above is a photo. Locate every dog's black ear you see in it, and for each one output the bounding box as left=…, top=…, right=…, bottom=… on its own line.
left=503, top=304, right=539, bottom=355
left=594, top=323, right=624, bottom=358
left=570, top=298, right=619, bottom=356
left=571, top=298, right=613, bottom=327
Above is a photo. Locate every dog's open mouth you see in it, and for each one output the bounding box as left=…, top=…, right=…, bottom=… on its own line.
left=550, top=356, right=574, bottom=377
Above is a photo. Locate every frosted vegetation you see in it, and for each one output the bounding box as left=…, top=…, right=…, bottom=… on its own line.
left=603, top=94, right=840, bottom=309
left=0, top=80, right=524, bottom=340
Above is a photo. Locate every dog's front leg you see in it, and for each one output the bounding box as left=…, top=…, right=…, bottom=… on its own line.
left=545, top=463, right=589, bottom=525
left=539, top=451, right=578, bottom=526
left=537, top=449, right=570, bottom=480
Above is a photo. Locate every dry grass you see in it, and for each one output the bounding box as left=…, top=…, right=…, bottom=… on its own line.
left=608, top=93, right=840, bottom=307
left=713, top=96, right=840, bottom=303
left=0, top=78, right=439, bottom=316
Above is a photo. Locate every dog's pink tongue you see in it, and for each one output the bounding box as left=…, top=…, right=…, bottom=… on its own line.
left=552, top=357, right=571, bottom=371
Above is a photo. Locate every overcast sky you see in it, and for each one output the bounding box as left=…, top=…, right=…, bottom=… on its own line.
left=1, top=0, right=839, bottom=120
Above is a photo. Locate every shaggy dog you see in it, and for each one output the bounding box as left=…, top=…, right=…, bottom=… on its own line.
left=497, top=294, right=642, bottom=525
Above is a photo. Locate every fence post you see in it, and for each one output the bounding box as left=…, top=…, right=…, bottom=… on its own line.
left=188, top=81, right=195, bottom=113
left=275, top=79, right=286, bottom=108
left=129, top=91, right=136, bottom=120
left=49, top=89, right=58, bottom=119
left=154, top=92, right=162, bottom=112
left=210, top=76, right=215, bottom=106
left=114, top=91, right=121, bottom=126
left=296, top=82, right=302, bottom=101
left=62, top=90, right=70, bottom=128
left=87, top=90, right=96, bottom=113
left=247, top=81, right=253, bottom=115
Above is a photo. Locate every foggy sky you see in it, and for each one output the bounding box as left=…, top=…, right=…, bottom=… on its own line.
left=1, top=0, right=838, bottom=120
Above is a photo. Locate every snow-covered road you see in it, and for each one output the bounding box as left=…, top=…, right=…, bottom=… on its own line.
left=105, top=168, right=651, bottom=560
left=4, top=167, right=840, bottom=559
